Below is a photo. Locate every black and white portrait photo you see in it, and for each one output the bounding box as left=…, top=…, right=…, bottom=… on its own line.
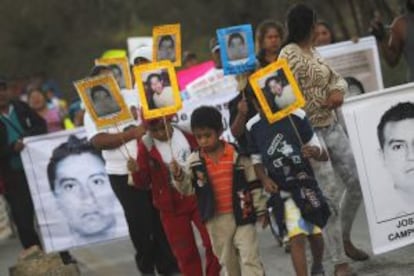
left=94, top=57, right=133, bottom=90
left=157, top=35, right=176, bottom=62
left=88, top=85, right=121, bottom=118
left=109, top=64, right=126, bottom=89
left=377, top=102, right=414, bottom=208
left=226, top=32, right=248, bottom=62
left=341, top=83, right=414, bottom=254
left=20, top=129, right=128, bottom=252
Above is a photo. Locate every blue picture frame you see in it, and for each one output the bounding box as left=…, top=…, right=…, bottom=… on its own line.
left=217, top=24, right=256, bottom=75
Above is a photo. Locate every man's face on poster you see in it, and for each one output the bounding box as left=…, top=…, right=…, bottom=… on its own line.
left=382, top=118, right=414, bottom=193
left=92, top=88, right=120, bottom=116
left=111, top=65, right=125, bottom=88
left=158, top=36, right=175, bottom=61
left=228, top=34, right=247, bottom=60
left=53, top=153, right=116, bottom=237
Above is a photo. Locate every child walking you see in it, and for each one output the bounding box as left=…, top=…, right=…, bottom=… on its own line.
left=172, top=106, right=266, bottom=276
left=245, top=90, right=331, bottom=276
left=130, top=117, right=220, bottom=276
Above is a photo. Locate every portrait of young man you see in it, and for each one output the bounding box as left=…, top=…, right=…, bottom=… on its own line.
left=226, top=32, right=248, bottom=61
left=109, top=64, right=126, bottom=89
left=89, top=85, right=121, bottom=117
left=377, top=102, right=414, bottom=215
left=157, top=35, right=176, bottom=62
left=47, top=135, right=120, bottom=245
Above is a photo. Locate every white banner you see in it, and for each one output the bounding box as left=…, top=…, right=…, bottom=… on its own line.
left=21, top=128, right=128, bottom=253
left=342, top=83, right=414, bottom=254
left=317, top=36, right=383, bottom=96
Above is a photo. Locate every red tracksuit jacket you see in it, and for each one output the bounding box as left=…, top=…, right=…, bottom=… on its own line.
left=132, top=131, right=199, bottom=214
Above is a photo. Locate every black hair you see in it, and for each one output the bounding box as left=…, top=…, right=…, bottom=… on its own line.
left=227, top=32, right=246, bottom=47
left=47, top=135, right=104, bottom=191
left=191, top=106, right=223, bottom=133
left=90, top=85, right=111, bottom=102
left=245, top=84, right=259, bottom=105
left=377, top=102, right=414, bottom=149
left=183, top=51, right=197, bottom=63
left=133, top=56, right=150, bottom=65
left=209, top=37, right=220, bottom=52
left=146, top=73, right=162, bottom=84
left=282, top=3, right=317, bottom=47
left=264, top=72, right=288, bottom=90
left=89, top=65, right=111, bottom=77
left=146, top=73, right=163, bottom=94
left=27, top=87, right=47, bottom=101
left=158, top=35, right=175, bottom=48
left=255, top=19, right=284, bottom=52
left=109, top=64, right=122, bottom=74
left=316, top=20, right=336, bottom=43
left=344, top=77, right=365, bottom=94
left=245, top=80, right=282, bottom=113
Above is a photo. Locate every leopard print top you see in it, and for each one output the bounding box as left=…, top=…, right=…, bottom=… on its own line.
left=279, top=43, right=347, bottom=128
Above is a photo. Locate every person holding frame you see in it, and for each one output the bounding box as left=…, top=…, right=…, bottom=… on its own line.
left=130, top=115, right=221, bottom=276
left=132, top=60, right=221, bottom=275
left=279, top=4, right=369, bottom=276
left=244, top=83, right=330, bottom=276
left=229, top=19, right=286, bottom=154
left=81, top=63, right=181, bottom=275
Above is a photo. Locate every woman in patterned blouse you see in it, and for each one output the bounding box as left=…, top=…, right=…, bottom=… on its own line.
left=279, top=4, right=369, bottom=276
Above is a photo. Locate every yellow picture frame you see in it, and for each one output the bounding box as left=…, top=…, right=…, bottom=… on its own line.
left=74, top=74, right=133, bottom=129
left=133, top=60, right=182, bottom=120
left=248, top=58, right=306, bottom=124
left=153, top=24, right=182, bottom=67
left=95, top=56, right=133, bottom=90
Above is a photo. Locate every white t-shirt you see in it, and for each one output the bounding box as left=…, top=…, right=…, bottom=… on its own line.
left=153, top=127, right=191, bottom=167
left=83, top=89, right=140, bottom=175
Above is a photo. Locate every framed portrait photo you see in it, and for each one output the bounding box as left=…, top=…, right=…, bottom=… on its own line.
left=74, top=74, right=133, bottom=129
left=133, top=60, right=182, bottom=119
left=94, top=56, right=133, bottom=90
left=217, top=24, right=256, bottom=75
left=153, top=24, right=182, bottom=67
left=249, top=59, right=305, bottom=123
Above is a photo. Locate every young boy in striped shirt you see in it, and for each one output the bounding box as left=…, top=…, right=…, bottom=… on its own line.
left=172, top=106, right=266, bottom=276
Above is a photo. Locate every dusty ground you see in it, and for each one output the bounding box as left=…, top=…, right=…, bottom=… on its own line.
left=1, top=206, right=414, bottom=275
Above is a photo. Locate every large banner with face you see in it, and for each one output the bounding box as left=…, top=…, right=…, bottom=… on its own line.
left=342, top=83, right=414, bottom=254
left=317, top=36, right=383, bottom=98
left=21, top=128, right=128, bottom=253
